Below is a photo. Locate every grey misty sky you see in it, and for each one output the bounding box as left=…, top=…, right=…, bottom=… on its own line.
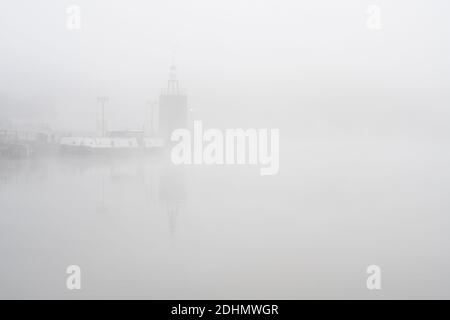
left=0, top=0, right=449, bottom=131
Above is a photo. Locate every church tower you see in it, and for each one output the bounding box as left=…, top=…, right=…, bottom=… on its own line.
left=158, top=65, right=188, bottom=141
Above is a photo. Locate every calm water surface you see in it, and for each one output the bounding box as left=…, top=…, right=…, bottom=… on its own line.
left=1, top=139, right=450, bottom=299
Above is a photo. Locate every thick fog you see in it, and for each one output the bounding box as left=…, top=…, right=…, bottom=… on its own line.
left=2, top=0, right=449, bottom=133
left=1, top=0, right=450, bottom=299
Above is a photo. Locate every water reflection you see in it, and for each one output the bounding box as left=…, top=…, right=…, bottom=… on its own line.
left=159, top=165, right=187, bottom=234
left=2, top=141, right=450, bottom=299
left=0, top=154, right=188, bottom=236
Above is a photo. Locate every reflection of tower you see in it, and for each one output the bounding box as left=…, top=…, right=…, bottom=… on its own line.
left=96, top=174, right=108, bottom=214
left=159, top=165, right=187, bottom=234
left=158, top=65, right=188, bottom=141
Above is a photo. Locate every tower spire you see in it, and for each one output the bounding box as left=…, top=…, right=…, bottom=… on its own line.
left=167, top=64, right=179, bottom=94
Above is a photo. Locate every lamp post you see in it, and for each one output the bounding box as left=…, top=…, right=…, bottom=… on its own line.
left=97, top=97, right=109, bottom=137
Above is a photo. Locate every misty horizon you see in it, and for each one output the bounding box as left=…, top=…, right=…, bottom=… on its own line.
left=1, top=0, right=450, bottom=300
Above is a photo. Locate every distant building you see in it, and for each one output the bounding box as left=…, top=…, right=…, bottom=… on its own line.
left=59, top=136, right=164, bottom=150
left=158, top=65, right=187, bottom=141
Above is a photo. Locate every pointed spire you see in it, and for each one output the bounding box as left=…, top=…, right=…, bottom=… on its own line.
left=169, top=64, right=177, bottom=81
left=167, top=64, right=180, bottom=95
